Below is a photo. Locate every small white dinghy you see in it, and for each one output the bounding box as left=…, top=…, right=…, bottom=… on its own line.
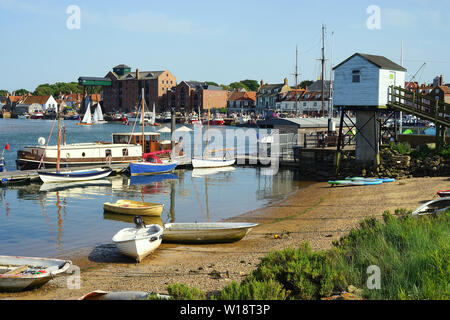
left=0, top=255, right=72, bottom=292
left=411, top=197, right=450, bottom=216
left=163, top=222, right=258, bottom=244
left=112, top=216, right=163, bottom=262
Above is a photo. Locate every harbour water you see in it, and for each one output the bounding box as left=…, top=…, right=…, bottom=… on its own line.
left=0, top=119, right=304, bottom=258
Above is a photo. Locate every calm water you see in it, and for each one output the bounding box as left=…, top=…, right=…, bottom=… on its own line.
left=0, top=119, right=303, bottom=258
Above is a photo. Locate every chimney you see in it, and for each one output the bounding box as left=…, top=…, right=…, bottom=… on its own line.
left=260, top=80, right=264, bottom=87
left=136, top=68, right=140, bottom=80
left=284, top=78, right=288, bottom=85
left=440, top=74, right=444, bottom=86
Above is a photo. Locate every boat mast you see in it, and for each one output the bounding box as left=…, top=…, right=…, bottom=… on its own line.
left=141, top=88, right=145, bottom=156
left=321, top=24, right=326, bottom=117
left=205, top=96, right=211, bottom=156
left=294, top=45, right=299, bottom=117
left=56, top=103, right=61, bottom=172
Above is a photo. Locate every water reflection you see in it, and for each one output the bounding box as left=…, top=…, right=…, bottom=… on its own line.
left=39, top=180, right=112, bottom=193
left=103, top=212, right=163, bottom=226
left=0, top=167, right=305, bottom=257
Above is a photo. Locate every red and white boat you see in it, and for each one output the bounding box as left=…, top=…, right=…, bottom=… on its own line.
left=437, top=190, right=450, bottom=198
left=203, top=115, right=224, bottom=126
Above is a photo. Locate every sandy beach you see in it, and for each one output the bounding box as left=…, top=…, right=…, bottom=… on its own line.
left=1, top=176, right=448, bottom=300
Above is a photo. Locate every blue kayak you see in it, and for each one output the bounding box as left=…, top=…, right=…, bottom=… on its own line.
left=345, top=177, right=395, bottom=183
left=328, top=179, right=383, bottom=186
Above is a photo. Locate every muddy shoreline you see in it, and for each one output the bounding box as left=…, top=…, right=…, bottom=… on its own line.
left=1, top=176, right=448, bottom=300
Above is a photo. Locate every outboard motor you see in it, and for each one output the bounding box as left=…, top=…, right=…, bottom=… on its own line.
left=134, top=215, right=146, bottom=229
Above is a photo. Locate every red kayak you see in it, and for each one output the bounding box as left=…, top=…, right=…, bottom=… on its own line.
left=437, top=190, right=450, bottom=197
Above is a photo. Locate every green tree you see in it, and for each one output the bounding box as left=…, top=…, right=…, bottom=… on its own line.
left=0, top=90, right=9, bottom=97
left=240, top=79, right=259, bottom=91
left=15, top=88, right=30, bottom=95
left=205, top=81, right=219, bottom=87
left=229, top=81, right=249, bottom=91
left=299, top=80, right=313, bottom=89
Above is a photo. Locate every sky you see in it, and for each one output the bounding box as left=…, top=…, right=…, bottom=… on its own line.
left=1, top=0, right=449, bottom=92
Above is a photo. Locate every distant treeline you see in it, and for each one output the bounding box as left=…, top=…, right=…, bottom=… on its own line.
left=207, top=79, right=314, bottom=91
left=0, top=82, right=102, bottom=97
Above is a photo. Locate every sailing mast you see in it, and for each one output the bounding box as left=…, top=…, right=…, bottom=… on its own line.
left=321, top=24, right=326, bottom=117
left=294, top=45, right=299, bottom=117
left=205, top=96, right=211, bottom=157
left=56, top=103, right=61, bottom=172
left=141, top=88, right=145, bottom=156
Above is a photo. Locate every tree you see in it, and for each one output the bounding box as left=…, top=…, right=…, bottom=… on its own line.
left=229, top=82, right=249, bottom=91
left=205, top=81, right=219, bottom=87
left=220, top=84, right=232, bottom=91
left=240, top=79, right=259, bottom=91
left=0, top=90, right=9, bottom=97
left=299, top=80, right=313, bottom=89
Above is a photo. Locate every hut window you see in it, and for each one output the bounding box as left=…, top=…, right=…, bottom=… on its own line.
left=352, top=70, right=361, bottom=83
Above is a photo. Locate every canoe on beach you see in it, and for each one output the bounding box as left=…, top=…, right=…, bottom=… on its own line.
left=328, top=179, right=383, bottom=186
left=0, top=255, right=72, bottom=292
left=345, top=177, right=396, bottom=183
left=162, top=222, right=258, bottom=244
left=103, top=199, right=164, bottom=216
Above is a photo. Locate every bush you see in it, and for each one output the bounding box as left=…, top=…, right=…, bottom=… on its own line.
left=166, top=283, right=206, bottom=300
left=389, top=142, right=412, bottom=155
left=246, top=244, right=346, bottom=299
left=216, top=279, right=286, bottom=300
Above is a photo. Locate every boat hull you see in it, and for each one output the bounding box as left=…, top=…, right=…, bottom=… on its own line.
left=37, top=168, right=112, bottom=183
left=129, top=161, right=178, bottom=176
left=0, top=255, right=72, bottom=292
left=103, top=200, right=164, bottom=217
left=328, top=179, right=383, bottom=186
left=112, top=225, right=163, bottom=262
left=163, top=222, right=258, bottom=244
left=412, top=197, right=450, bottom=216
left=192, top=158, right=235, bottom=169
left=437, top=190, right=450, bottom=198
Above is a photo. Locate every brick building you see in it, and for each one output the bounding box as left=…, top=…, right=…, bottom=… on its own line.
left=101, top=64, right=176, bottom=113
left=168, top=81, right=228, bottom=112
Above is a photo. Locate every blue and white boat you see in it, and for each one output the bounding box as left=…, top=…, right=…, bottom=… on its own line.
left=37, top=167, right=113, bottom=183
left=128, top=88, right=178, bottom=176
left=129, top=152, right=177, bottom=176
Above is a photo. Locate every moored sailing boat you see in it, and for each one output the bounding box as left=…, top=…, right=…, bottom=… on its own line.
left=128, top=88, right=178, bottom=176
left=192, top=99, right=235, bottom=168
left=77, top=98, right=93, bottom=126
left=92, top=102, right=107, bottom=124
left=37, top=106, right=112, bottom=183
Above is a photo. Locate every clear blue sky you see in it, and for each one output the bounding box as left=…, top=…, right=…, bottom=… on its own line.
left=1, top=0, right=449, bottom=92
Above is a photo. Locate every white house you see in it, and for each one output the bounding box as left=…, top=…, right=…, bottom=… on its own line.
left=21, top=95, right=59, bottom=112
left=333, top=53, right=406, bottom=108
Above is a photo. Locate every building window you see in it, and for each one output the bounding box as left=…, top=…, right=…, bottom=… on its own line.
left=352, top=70, right=360, bottom=83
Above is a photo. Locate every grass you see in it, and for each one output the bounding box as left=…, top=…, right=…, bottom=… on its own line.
left=161, top=209, right=449, bottom=300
